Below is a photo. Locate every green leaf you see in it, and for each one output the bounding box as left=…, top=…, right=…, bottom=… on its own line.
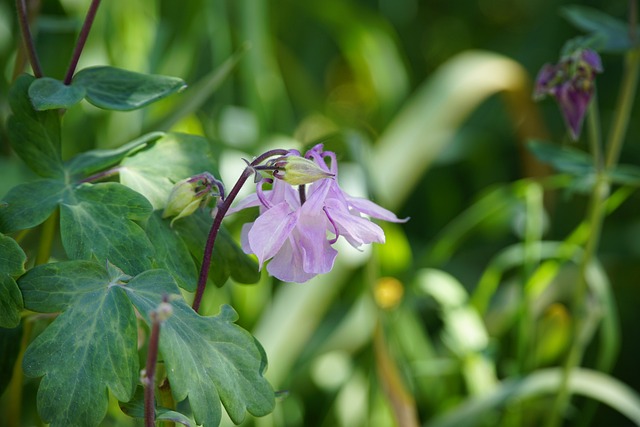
left=174, top=210, right=260, bottom=286
left=73, top=66, right=186, bottom=111
left=28, top=77, right=86, bottom=111
left=0, top=234, right=26, bottom=327
left=19, top=260, right=139, bottom=427
left=120, top=133, right=217, bottom=209
left=124, top=270, right=274, bottom=426
left=0, top=179, right=67, bottom=233
left=147, top=211, right=198, bottom=292
left=65, top=132, right=164, bottom=178
left=7, top=75, right=64, bottom=178
left=0, top=325, right=23, bottom=395
left=119, top=386, right=194, bottom=426
left=59, top=182, right=154, bottom=274
left=608, top=164, right=640, bottom=187
left=562, top=6, right=640, bottom=53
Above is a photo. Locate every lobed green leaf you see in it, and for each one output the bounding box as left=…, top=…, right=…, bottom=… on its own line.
left=59, top=182, right=154, bottom=275
left=124, top=270, right=274, bottom=426
left=0, top=179, right=67, bottom=233
left=73, top=66, right=186, bottom=111
left=7, top=75, right=64, bottom=178
left=28, top=77, right=86, bottom=111
left=0, top=234, right=27, bottom=328
left=19, top=260, right=139, bottom=427
left=146, top=211, right=198, bottom=292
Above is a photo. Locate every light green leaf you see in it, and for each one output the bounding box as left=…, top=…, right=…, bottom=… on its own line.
left=147, top=211, right=197, bottom=292
left=28, top=77, right=86, bottom=111
left=124, top=270, right=274, bottom=426
left=59, top=182, right=154, bottom=274
left=7, top=75, right=64, bottom=178
left=562, top=6, right=640, bottom=53
left=174, top=210, right=260, bottom=286
left=119, top=133, right=217, bottom=209
left=65, top=132, right=164, bottom=178
left=0, top=234, right=26, bottom=328
left=0, top=179, right=67, bottom=233
left=73, top=66, right=186, bottom=111
left=19, top=260, right=139, bottom=427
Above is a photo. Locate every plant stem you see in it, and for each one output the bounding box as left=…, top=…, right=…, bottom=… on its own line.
left=78, top=166, right=121, bottom=184
left=546, top=17, right=640, bottom=426
left=604, top=49, right=640, bottom=169
left=15, top=0, right=43, bottom=77
left=144, top=296, right=170, bottom=427
left=191, top=149, right=288, bottom=313
left=63, top=0, right=102, bottom=85
left=36, top=209, right=58, bottom=265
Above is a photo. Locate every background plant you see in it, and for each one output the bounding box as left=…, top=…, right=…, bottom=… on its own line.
left=2, top=1, right=640, bottom=427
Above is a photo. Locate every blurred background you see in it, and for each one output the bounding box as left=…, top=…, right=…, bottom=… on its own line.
left=1, top=0, right=639, bottom=425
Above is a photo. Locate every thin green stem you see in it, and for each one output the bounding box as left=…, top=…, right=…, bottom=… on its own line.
left=35, top=209, right=58, bottom=265
left=6, top=320, right=32, bottom=427
left=15, top=0, right=43, bottom=77
left=64, top=0, right=102, bottom=85
left=604, top=48, right=640, bottom=169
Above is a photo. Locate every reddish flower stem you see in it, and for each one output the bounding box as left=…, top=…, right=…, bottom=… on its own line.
left=144, top=295, right=170, bottom=427
left=64, top=0, right=102, bottom=85
left=191, top=149, right=289, bottom=313
left=15, top=0, right=43, bottom=78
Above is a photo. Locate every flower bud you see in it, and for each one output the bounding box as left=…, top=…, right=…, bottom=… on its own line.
left=271, top=155, right=334, bottom=186
left=162, top=178, right=205, bottom=226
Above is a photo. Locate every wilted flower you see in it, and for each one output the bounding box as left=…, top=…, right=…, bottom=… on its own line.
left=534, top=48, right=603, bottom=140
left=228, top=145, right=408, bottom=283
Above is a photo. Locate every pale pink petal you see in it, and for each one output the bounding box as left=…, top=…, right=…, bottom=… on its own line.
left=226, top=193, right=262, bottom=216
left=324, top=199, right=385, bottom=246
left=346, top=196, right=409, bottom=223
left=266, top=238, right=317, bottom=283
left=294, top=216, right=337, bottom=274
left=247, top=202, right=299, bottom=267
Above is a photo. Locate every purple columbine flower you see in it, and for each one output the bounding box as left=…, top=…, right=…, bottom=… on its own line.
left=533, top=48, right=603, bottom=141
left=227, top=144, right=408, bottom=283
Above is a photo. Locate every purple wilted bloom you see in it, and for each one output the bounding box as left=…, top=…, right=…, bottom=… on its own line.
left=228, top=144, right=408, bottom=283
left=534, top=49, right=603, bottom=141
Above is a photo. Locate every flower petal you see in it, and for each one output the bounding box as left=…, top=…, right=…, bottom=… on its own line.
left=266, top=238, right=317, bottom=283
left=324, top=199, right=385, bottom=247
left=294, top=216, right=337, bottom=274
left=247, top=202, right=299, bottom=267
left=346, top=196, right=409, bottom=223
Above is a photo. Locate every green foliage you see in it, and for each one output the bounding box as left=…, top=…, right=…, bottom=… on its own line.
left=0, top=234, right=26, bottom=328
left=562, top=5, right=640, bottom=53
left=28, top=77, right=86, bottom=110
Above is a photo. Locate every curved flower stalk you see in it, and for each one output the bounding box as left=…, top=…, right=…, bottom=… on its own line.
left=534, top=48, right=603, bottom=140
left=228, top=144, right=408, bottom=283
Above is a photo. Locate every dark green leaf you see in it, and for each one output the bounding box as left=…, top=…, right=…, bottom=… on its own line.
left=0, top=234, right=26, bottom=327
left=7, top=75, right=64, bottom=178
left=124, top=270, right=274, bottom=426
left=65, top=132, right=164, bottom=178
left=0, top=179, right=67, bottom=233
left=73, top=66, right=186, bottom=111
left=0, top=325, right=23, bottom=395
left=562, top=6, right=640, bottom=53
left=19, top=260, right=139, bottom=427
left=59, top=182, right=154, bottom=275
left=28, top=77, right=86, bottom=111
left=527, top=140, right=594, bottom=176
left=119, top=386, right=194, bottom=426
left=174, top=210, right=260, bottom=286
left=120, top=133, right=217, bottom=209
left=147, top=211, right=198, bottom=292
